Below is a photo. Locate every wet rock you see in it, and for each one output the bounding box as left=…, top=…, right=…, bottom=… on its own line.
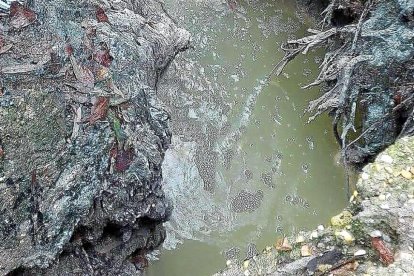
left=0, top=0, right=190, bottom=275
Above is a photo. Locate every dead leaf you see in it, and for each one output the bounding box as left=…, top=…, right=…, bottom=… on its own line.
left=331, top=261, right=359, bottom=275
left=0, top=43, right=12, bottom=54
left=94, top=43, right=112, bottom=67
left=1, top=53, right=51, bottom=74
left=114, top=148, right=134, bottom=172
left=0, top=146, right=4, bottom=157
left=371, top=237, right=394, bottom=266
left=70, top=56, right=95, bottom=87
left=9, top=2, right=37, bottom=30
left=88, top=96, right=109, bottom=124
left=65, top=43, right=73, bottom=57
left=96, top=6, right=109, bottom=23
left=275, top=237, right=292, bottom=251
left=95, top=65, right=109, bottom=82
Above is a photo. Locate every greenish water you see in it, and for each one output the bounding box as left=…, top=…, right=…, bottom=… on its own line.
left=148, top=0, right=348, bottom=275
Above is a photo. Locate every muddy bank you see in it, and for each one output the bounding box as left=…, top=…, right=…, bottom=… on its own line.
left=282, top=0, right=414, bottom=165
left=215, top=135, right=414, bottom=276
left=215, top=0, right=414, bottom=274
left=0, top=0, right=189, bottom=275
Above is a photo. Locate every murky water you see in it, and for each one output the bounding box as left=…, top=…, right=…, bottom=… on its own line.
left=148, top=0, right=347, bottom=275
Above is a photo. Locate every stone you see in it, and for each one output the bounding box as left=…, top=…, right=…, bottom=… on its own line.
left=354, top=249, right=367, bottom=256
left=301, top=245, right=312, bottom=257
left=380, top=155, right=394, bottom=164
left=385, top=167, right=394, bottom=174
left=243, top=260, right=249, bottom=269
left=317, top=225, right=325, bottom=231
left=401, top=170, right=412, bottom=180
left=370, top=230, right=383, bottom=238
left=336, top=230, right=355, bottom=243
left=296, top=235, right=305, bottom=243
left=310, top=231, right=318, bottom=239
left=379, top=194, right=386, bottom=201
left=361, top=172, right=370, bottom=180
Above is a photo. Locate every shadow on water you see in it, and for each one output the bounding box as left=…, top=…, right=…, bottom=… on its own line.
left=148, top=0, right=348, bottom=275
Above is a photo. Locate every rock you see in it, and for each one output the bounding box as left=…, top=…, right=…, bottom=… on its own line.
left=354, top=249, right=367, bottom=256
left=243, top=260, right=249, bottom=269
left=317, top=225, right=325, bottom=231
left=361, top=172, right=370, bottom=180
left=275, top=237, right=292, bottom=251
left=400, top=170, right=412, bottom=180
left=380, top=155, right=394, bottom=164
left=336, top=230, right=355, bottom=243
left=296, top=235, right=305, bottom=243
left=370, top=230, right=383, bottom=238
left=379, top=194, right=386, bottom=201
left=331, top=211, right=353, bottom=227
left=0, top=0, right=190, bottom=275
left=301, top=245, right=312, bottom=257
left=310, top=231, right=318, bottom=239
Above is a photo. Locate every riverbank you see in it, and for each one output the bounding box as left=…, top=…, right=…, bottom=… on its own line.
left=215, top=135, right=414, bottom=275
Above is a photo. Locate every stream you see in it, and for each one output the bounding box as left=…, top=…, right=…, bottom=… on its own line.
left=148, top=0, right=348, bottom=275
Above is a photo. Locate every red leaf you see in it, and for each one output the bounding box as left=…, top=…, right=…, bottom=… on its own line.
left=94, top=43, right=112, bottom=67
left=9, top=2, right=37, bottom=30
left=114, top=148, right=134, bottom=172
left=70, top=56, right=95, bottom=87
left=65, top=43, right=73, bottom=57
left=96, top=7, right=109, bottom=23
left=371, top=237, right=394, bottom=266
left=88, top=96, right=109, bottom=124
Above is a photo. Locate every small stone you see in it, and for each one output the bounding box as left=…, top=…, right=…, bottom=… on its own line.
left=379, top=194, right=386, bottom=201
left=226, top=260, right=232, bottom=266
left=310, top=231, right=318, bottom=239
left=401, top=170, right=412, bottom=180
left=317, top=225, right=325, bottom=231
left=354, top=249, right=367, bottom=256
left=375, top=164, right=383, bottom=171
left=265, top=246, right=272, bottom=252
left=361, top=173, right=370, bottom=180
left=370, top=230, right=382, bottom=238
left=243, top=260, right=249, bottom=269
left=301, top=245, right=312, bottom=257
left=336, top=230, right=355, bottom=243
left=296, top=235, right=305, bottom=243
left=380, top=155, right=393, bottom=164
left=380, top=203, right=390, bottom=209
left=385, top=167, right=394, bottom=174
left=244, top=270, right=250, bottom=276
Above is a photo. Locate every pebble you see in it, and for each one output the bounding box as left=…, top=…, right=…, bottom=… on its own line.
left=317, top=225, right=325, bottom=231
left=243, top=260, right=249, bottom=269
left=380, top=155, right=394, bottom=164
left=296, top=235, right=305, bottom=243
left=226, top=260, right=232, bottom=266
left=379, top=194, right=386, bottom=201
left=310, top=231, right=318, bottom=239
left=385, top=167, right=394, bottom=174
left=361, top=172, right=370, bottom=180
left=244, top=270, right=250, bottom=276
left=401, top=170, right=412, bottom=180
left=380, top=203, right=390, bottom=209
left=301, top=245, right=312, bottom=256
left=370, top=230, right=382, bottom=238
left=336, top=230, right=355, bottom=243
left=354, top=249, right=367, bottom=256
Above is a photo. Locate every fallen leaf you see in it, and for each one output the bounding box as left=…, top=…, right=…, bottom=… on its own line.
left=0, top=146, right=4, bottom=157
left=9, top=2, right=37, bottom=30
left=70, top=56, right=95, bottom=87
left=95, top=65, right=109, bottom=82
left=331, top=261, right=359, bottom=275
left=96, top=6, right=109, bottom=23
left=65, top=43, right=74, bottom=57
left=88, top=96, right=109, bottom=124
left=94, top=43, right=113, bottom=67
left=114, top=148, right=134, bottom=172
left=371, top=237, right=394, bottom=266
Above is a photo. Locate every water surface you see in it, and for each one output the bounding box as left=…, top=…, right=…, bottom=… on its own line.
left=148, top=0, right=347, bottom=275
